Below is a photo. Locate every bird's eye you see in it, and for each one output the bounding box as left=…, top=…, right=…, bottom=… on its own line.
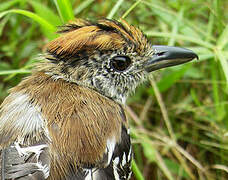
left=110, top=56, right=131, bottom=71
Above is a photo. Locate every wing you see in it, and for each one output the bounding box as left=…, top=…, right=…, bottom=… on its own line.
left=75, top=126, right=133, bottom=180
left=0, top=93, right=50, bottom=180
left=95, top=126, right=132, bottom=180
left=1, top=142, right=49, bottom=180
left=0, top=127, right=132, bottom=180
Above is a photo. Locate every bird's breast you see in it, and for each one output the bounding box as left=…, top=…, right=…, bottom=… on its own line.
left=9, top=72, right=127, bottom=178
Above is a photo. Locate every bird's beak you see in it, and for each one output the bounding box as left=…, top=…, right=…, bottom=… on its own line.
left=145, top=45, right=198, bottom=72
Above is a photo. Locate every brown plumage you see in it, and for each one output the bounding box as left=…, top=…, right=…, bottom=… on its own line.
left=1, top=72, right=126, bottom=179
left=46, top=19, right=148, bottom=57
left=0, top=19, right=198, bottom=180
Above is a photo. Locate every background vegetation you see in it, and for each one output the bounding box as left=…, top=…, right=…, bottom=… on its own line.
left=0, top=0, right=228, bottom=179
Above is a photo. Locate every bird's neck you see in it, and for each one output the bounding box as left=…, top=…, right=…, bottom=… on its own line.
left=36, top=61, right=128, bottom=105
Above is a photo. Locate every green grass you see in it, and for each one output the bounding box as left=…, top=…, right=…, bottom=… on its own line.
left=0, top=0, right=228, bottom=179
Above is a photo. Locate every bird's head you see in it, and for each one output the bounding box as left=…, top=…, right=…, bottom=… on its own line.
left=42, top=19, right=198, bottom=104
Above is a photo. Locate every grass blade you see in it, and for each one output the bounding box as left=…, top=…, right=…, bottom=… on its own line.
left=0, top=9, right=57, bottom=39
left=121, top=0, right=142, bottom=19
left=132, top=160, right=145, bottom=180
left=29, top=0, right=61, bottom=26
left=0, top=69, right=31, bottom=76
left=154, top=65, right=191, bottom=93
left=74, top=0, right=94, bottom=15
left=216, top=50, right=228, bottom=83
left=0, top=15, right=9, bottom=36
left=145, top=32, right=214, bottom=49
left=0, top=0, right=21, bottom=12
left=217, top=24, right=228, bottom=50
left=168, top=8, right=183, bottom=46
left=53, top=0, right=74, bottom=23
left=155, top=151, right=175, bottom=180
left=149, top=75, right=175, bottom=140
left=107, top=0, right=124, bottom=19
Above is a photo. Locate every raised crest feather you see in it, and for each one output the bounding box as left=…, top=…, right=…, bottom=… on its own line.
left=46, top=19, right=149, bottom=59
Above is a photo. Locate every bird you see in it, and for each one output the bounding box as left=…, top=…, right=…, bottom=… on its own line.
left=0, top=18, right=198, bottom=180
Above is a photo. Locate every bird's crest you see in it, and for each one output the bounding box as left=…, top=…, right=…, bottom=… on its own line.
left=46, top=19, right=149, bottom=59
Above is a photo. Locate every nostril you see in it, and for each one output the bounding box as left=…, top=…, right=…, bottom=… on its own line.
left=156, top=51, right=166, bottom=56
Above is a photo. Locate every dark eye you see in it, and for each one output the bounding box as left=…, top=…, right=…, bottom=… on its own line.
left=110, top=56, right=131, bottom=71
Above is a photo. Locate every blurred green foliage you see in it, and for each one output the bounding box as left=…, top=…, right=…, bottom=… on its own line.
left=0, top=0, right=228, bottom=179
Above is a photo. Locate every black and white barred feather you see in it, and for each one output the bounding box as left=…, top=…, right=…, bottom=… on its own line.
left=1, top=126, right=132, bottom=180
